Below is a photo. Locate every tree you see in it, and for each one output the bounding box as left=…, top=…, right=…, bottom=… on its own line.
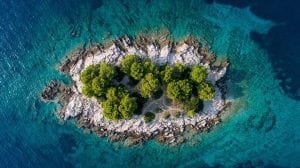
left=102, top=99, right=120, bottom=120
left=105, top=87, right=118, bottom=101
left=80, top=65, right=99, bottom=84
left=166, top=79, right=192, bottom=102
left=118, top=95, right=137, bottom=119
left=103, top=87, right=135, bottom=120
left=160, top=65, right=174, bottom=83
left=198, top=82, right=215, bottom=100
left=190, top=65, right=208, bottom=84
left=82, top=83, right=94, bottom=97
left=173, top=63, right=188, bottom=79
left=130, top=62, right=145, bottom=80
left=91, top=77, right=108, bottom=97
left=184, top=97, right=203, bottom=117
left=139, top=73, right=160, bottom=98
left=144, top=112, right=155, bottom=123
left=99, top=63, right=116, bottom=80
left=105, top=87, right=129, bottom=100
left=143, top=59, right=159, bottom=75
left=121, top=54, right=140, bottom=74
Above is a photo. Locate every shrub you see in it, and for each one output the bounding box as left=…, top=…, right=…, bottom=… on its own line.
left=154, top=108, right=162, bottom=113
left=144, top=112, right=155, bottom=123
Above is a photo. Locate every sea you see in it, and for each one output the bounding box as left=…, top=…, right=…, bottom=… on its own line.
left=0, top=0, right=299, bottom=167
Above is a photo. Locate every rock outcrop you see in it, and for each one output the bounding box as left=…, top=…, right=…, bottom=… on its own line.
left=42, top=33, right=229, bottom=146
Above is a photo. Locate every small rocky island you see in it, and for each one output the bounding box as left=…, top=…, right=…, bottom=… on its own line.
left=42, top=32, right=229, bottom=146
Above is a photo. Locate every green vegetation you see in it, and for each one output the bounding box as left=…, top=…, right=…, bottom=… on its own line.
left=166, top=80, right=192, bottom=102
left=139, top=73, right=160, bottom=98
left=119, top=95, right=137, bottom=119
left=102, top=87, right=137, bottom=120
left=80, top=54, right=215, bottom=121
left=120, top=54, right=140, bottom=74
left=184, top=97, right=203, bottom=118
left=144, top=112, right=155, bottom=123
left=198, top=82, right=215, bottom=101
left=190, top=65, right=207, bottom=84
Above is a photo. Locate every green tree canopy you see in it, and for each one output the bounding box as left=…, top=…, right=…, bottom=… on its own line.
left=198, top=82, right=215, bottom=100
left=118, top=95, right=137, bottom=119
left=121, top=54, right=140, bottom=74
left=105, top=87, right=129, bottom=100
left=103, top=87, right=136, bottom=120
left=99, top=63, right=116, bottom=80
left=80, top=64, right=99, bottom=84
left=139, top=73, right=160, bottom=98
left=160, top=65, right=174, bottom=83
left=80, top=55, right=215, bottom=121
left=102, top=99, right=120, bottom=120
left=130, top=62, right=145, bottom=80
left=91, top=77, right=108, bottom=97
left=166, top=79, right=192, bottom=102
left=82, top=83, right=94, bottom=97
left=190, top=65, right=208, bottom=84
left=173, top=63, right=188, bottom=79
left=105, top=87, right=118, bottom=101
left=184, top=97, right=203, bottom=117
left=143, top=59, right=159, bottom=75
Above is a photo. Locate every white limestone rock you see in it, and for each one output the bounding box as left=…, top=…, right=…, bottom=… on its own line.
left=59, top=36, right=228, bottom=143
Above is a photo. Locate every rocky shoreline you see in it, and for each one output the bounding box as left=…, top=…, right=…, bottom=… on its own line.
left=42, top=33, right=229, bottom=146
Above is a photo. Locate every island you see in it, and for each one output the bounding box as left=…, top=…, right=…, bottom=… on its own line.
left=42, top=32, right=229, bottom=146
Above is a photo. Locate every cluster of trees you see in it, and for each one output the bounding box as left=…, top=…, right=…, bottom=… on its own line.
left=80, top=63, right=137, bottom=120
left=80, top=63, right=116, bottom=98
left=120, top=55, right=160, bottom=98
left=102, top=87, right=137, bottom=120
left=161, top=63, right=214, bottom=116
left=80, top=54, right=215, bottom=121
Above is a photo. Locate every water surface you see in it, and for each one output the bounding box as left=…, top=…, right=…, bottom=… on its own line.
left=0, top=0, right=299, bottom=167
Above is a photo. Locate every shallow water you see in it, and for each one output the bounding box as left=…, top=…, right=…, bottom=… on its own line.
left=0, top=0, right=299, bottom=167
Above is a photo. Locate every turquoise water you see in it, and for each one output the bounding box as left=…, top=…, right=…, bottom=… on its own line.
left=0, top=0, right=299, bottom=167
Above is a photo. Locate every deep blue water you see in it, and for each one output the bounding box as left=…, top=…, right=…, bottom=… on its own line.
left=0, top=0, right=299, bottom=167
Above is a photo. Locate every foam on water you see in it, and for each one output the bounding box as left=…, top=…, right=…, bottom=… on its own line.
left=0, top=0, right=299, bottom=167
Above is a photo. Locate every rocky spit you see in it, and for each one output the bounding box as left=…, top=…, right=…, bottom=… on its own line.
left=42, top=33, right=229, bottom=146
